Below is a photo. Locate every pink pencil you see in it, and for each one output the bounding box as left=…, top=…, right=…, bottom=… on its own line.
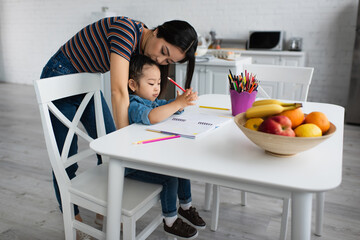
left=134, top=135, right=181, bottom=144
left=167, top=77, right=186, bottom=92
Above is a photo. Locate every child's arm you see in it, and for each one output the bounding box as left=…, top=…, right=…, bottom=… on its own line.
left=148, top=88, right=198, bottom=124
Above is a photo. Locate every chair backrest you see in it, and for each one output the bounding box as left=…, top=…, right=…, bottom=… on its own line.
left=34, top=73, right=107, bottom=186
left=243, top=64, right=314, bottom=101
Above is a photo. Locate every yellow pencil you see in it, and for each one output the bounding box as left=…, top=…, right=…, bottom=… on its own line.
left=199, top=105, right=230, bottom=111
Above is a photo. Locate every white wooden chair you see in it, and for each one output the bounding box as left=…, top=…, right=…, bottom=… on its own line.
left=34, top=73, right=163, bottom=240
left=204, top=64, right=322, bottom=239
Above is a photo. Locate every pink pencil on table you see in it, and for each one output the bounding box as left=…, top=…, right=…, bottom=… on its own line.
left=167, top=77, right=186, bottom=92
left=134, top=135, right=181, bottom=145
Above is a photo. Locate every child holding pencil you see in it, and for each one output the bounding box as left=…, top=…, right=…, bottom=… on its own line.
left=126, top=54, right=205, bottom=239
left=128, top=54, right=197, bottom=125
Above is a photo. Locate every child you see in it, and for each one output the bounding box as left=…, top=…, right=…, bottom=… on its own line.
left=128, top=56, right=197, bottom=125
left=126, top=54, right=205, bottom=239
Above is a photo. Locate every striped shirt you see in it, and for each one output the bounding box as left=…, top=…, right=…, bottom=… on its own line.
left=61, top=16, right=144, bottom=73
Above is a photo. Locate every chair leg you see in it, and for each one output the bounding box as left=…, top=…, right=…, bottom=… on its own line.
left=211, top=184, right=220, bottom=231
left=279, top=198, right=290, bottom=240
left=241, top=191, right=247, bottom=206
left=204, top=183, right=213, bottom=211
left=315, top=192, right=325, bottom=236
left=122, top=216, right=136, bottom=240
left=62, top=198, right=76, bottom=240
left=102, top=217, right=107, bottom=233
left=137, top=213, right=163, bottom=240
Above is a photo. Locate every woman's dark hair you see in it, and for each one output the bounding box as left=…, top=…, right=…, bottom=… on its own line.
left=128, top=54, right=161, bottom=94
left=155, top=20, right=198, bottom=89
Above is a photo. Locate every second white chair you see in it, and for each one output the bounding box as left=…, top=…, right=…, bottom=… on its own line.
left=204, top=64, right=321, bottom=239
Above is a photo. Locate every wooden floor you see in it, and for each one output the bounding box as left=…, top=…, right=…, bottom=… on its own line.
left=0, top=82, right=359, bottom=240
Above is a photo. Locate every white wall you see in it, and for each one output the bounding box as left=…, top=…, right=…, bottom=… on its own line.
left=0, top=0, right=358, bottom=106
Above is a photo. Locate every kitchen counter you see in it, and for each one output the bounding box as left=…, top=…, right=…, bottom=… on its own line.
left=239, top=50, right=305, bottom=56
left=207, top=49, right=305, bottom=59
left=195, top=55, right=252, bottom=66
left=208, top=48, right=304, bottom=54
left=205, top=49, right=306, bottom=67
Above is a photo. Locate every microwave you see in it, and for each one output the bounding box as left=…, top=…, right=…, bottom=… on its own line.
left=247, top=31, right=284, bottom=51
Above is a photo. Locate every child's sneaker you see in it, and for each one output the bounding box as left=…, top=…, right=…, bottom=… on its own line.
left=178, top=206, right=206, bottom=230
left=163, top=218, right=198, bottom=239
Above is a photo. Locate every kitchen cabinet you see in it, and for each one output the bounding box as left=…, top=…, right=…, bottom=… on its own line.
left=175, top=57, right=252, bottom=96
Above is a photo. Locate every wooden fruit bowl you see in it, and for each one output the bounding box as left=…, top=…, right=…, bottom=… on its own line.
left=234, top=113, right=336, bottom=157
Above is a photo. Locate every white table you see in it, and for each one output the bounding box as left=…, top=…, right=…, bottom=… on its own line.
left=90, top=94, right=344, bottom=240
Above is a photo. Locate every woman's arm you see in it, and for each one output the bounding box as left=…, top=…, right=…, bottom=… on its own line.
left=148, top=89, right=198, bottom=124
left=110, top=53, right=130, bottom=129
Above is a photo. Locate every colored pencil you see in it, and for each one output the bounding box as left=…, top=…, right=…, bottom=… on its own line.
left=167, top=77, right=186, bottom=92
left=199, top=105, right=230, bottom=111
left=228, top=69, right=259, bottom=93
left=134, top=135, right=181, bottom=144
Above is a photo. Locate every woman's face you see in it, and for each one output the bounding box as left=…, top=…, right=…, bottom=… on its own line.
left=144, top=30, right=186, bottom=65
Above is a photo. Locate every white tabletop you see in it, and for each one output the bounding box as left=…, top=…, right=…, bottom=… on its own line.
left=90, top=94, right=344, bottom=240
left=91, top=94, right=344, bottom=193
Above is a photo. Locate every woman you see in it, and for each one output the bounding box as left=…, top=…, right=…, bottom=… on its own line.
left=40, top=16, right=198, bottom=239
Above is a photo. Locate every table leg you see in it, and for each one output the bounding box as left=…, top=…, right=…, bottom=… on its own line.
left=315, top=192, right=325, bottom=236
left=106, top=159, right=125, bottom=240
left=210, top=184, right=220, bottom=231
left=291, top=192, right=312, bottom=240
left=204, top=183, right=212, bottom=211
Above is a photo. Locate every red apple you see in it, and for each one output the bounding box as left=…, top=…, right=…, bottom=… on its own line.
left=258, top=115, right=295, bottom=137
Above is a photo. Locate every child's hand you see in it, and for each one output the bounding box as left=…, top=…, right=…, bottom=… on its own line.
left=176, top=88, right=198, bottom=110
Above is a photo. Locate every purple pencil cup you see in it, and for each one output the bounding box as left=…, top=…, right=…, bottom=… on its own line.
left=230, top=90, right=257, bottom=116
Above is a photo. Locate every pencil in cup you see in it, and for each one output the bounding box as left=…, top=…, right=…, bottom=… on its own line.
left=228, top=69, right=259, bottom=93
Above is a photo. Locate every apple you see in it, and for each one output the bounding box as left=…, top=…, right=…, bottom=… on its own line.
left=258, top=115, right=295, bottom=137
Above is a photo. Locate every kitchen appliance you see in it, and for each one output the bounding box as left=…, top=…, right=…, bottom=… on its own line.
left=288, top=37, right=303, bottom=51
left=196, top=34, right=211, bottom=56
left=247, top=31, right=284, bottom=51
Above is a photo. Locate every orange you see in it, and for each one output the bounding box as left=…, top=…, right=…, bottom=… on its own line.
left=304, top=111, right=330, bottom=134
left=244, top=118, right=264, bottom=131
left=277, top=107, right=304, bottom=128
left=294, top=123, right=322, bottom=137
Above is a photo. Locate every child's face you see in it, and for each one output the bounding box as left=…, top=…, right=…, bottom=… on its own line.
left=132, top=64, right=161, bottom=101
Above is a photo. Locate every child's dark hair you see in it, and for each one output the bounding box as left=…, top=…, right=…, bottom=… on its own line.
left=129, top=55, right=162, bottom=94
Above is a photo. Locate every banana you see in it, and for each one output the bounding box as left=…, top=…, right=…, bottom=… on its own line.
left=245, top=103, right=302, bottom=118
left=252, top=99, right=299, bottom=107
